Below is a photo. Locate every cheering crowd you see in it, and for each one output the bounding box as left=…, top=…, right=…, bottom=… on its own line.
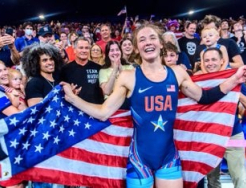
left=1, top=14, right=246, bottom=188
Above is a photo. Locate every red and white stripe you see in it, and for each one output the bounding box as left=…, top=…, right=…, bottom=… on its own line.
left=174, top=69, right=240, bottom=188
left=0, top=69, right=241, bottom=188
left=1, top=110, right=133, bottom=188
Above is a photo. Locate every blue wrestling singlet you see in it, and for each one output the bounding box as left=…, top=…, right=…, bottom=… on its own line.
left=127, top=66, right=181, bottom=182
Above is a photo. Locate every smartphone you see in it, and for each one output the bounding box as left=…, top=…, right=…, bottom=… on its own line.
left=6, top=28, right=13, bottom=36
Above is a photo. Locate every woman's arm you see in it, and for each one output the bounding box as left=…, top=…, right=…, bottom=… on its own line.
left=99, top=69, right=118, bottom=96
left=174, top=65, right=246, bottom=103
left=27, top=98, right=43, bottom=107
left=2, top=105, right=20, bottom=116
left=199, top=51, right=207, bottom=73
left=100, top=56, right=122, bottom=96
left=220, top=45, right=229, bottom=70
left=62, top=70, right=131, bottom=121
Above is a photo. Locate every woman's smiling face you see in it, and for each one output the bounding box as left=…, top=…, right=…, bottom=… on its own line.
left=136, top=27, right=163, bottom=63
left=0, top=62, right=9, bottom=85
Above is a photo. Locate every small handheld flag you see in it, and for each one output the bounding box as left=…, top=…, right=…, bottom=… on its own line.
left=117, top=6, right=127, bottom=16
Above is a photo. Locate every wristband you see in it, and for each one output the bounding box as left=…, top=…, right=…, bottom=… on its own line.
left=198, top=85, right=226, bottom=104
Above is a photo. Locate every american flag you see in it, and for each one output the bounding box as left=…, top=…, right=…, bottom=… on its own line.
left=149, top=14, right=155, bottom=21
left=0, top=86, right=11, bottom=111
left=174, top=68, right=240, bottom=188
left=117, top=6, right=127, bottom=16
left=166, top=84, right=176, bottom=92
left=1, top=110, right=133, bottom=187
left=0, top=85, right=117, bottom=186
left=0, top=69, right=241, bottom=188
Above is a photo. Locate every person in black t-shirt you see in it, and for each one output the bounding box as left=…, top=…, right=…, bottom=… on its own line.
left=22, top=43, right=66, bottom=188
left=23, top=43, right=64, bottom=107
left=178, top=21, right=200, bottom=69
left=60, top=37, right=104, bottom=104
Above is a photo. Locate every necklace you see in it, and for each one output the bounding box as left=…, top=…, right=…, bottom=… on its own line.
left=44, top=77, right=55, bottom=88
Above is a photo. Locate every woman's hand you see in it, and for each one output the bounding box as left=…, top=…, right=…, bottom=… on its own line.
left=71, top=83, right=82, bottom=95
left=60, top=82, right=77, bottom=103
left=193, top=61, right=201, bottom=73
left=111, top=55, right=121, bottom=71
left=234, top=65, right=246, bottom=84
left=6, top=89, right=20, bottom=107
left=118, top=63, right=123, bottom=73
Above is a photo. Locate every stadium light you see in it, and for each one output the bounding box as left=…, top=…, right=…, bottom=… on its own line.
left=39, top=14, right=45, bottom=20
left=188, top=10, right=194, bottom=15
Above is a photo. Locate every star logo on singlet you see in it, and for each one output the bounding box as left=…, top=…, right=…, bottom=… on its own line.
left=151, top=115, right=167, bottom=132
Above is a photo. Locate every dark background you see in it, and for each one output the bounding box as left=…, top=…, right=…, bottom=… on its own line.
left=1, top=0, right=246, bottom=25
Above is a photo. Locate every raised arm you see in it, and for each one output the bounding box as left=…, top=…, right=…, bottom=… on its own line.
left=99, top=57, right=121, bottom=96
left=200, top=51, right=207, bottom=73
left=62, top=71, right=132, bottom=121
left=174, top=65, right=246, bottom=104
left=99, top=69, right=118, bottom=96
left=220, top=45, right=229, bottom=70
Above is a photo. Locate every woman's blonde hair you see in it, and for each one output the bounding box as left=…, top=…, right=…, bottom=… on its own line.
left=132, top=23, right=165, bottom=64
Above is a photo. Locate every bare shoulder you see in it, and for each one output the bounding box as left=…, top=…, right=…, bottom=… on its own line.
left=118, top=68, right=135, bottom=85
left=170, top=65, right=190, bottom=86
left=193, top=70, right=203, bottom=75
left=117, top=69, right=136, bottom=95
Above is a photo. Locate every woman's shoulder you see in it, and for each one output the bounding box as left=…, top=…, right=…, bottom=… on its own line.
left=99, top=67, right=112, bottom=74
left=170, top=64, right=189, bottom=77
left=120, top=67, right=136, bottom=76
left=122, top=64, right=135, bottom=70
